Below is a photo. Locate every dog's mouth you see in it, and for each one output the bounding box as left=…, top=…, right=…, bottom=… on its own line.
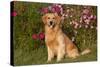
left=48, top=21, right=55, bottom=28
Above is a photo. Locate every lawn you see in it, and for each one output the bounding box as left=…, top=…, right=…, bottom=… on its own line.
left=11, top=1, right=97, bottom=66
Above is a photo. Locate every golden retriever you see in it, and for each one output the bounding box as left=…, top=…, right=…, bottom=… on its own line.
left=42, top=13, right=91, bottom=62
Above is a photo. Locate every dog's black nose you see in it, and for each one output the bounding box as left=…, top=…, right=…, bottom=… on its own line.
left=50, top=21, right=53, bottom=25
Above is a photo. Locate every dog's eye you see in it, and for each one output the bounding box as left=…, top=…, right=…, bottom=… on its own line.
left=53, top=17, right=55, bottom=19
left=48, top=17, right=50, bottom=19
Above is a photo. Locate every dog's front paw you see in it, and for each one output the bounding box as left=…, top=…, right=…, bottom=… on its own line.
left=47, top=60, right=51, bottom=63
left=57, top=58, right=61, bottom=62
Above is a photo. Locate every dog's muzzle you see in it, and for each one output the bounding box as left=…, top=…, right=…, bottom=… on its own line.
left=50, top=21, right=53, bottom=25
left=49, top=21, right=55, bottom=28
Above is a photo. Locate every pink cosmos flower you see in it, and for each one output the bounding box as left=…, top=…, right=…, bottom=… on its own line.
left=38, top=33, right=45, bottom=40
left=82, top=15, right=88, bottom=20
left=72, top=21, right=79, bottom=29
left=84, top=19, right=90, bottom=25
left=41, top=7, right=49, bottom=14
left=89, top=15, right=94, bottom=20
left=71, top=20, right=75, bottom=24
left=74, top=23, right=79, bottom=29
left=11, top=11, right=17, bottom=16
left=80, top=17, right=83, bottom=23
left=93, top=15, right=96, bottom=20
left=61, top=16, right=65, bottom=21
left=32, top=34, right=38, bottom=40
left=57, top=4, right=62, bottom=8
left=82, top=9, right=90, bottom=15
left=75, top=22, right=79, bottom=29
left=60, top=8, right=63, bottom=15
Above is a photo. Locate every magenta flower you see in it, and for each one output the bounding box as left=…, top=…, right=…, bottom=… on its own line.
left=82, top=15, right=88, bottom=20
left=32, top=34, right=38, bottom=40
left=11, top=11, right=17, bottom=16
left=51, top=4, right=62, bottom=14
left=74, top=23, right=79, bottom=29
left=38, top=33, right=45, bottom=40
left=89, top=15, right=94, bottom=20
left=41, top=7, right=49, bottom=14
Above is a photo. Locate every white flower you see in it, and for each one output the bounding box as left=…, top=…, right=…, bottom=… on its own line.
left=66, top=9, right=70, bottom=13
left=80, top=17, right=83, bottom=23
left=70, top=15, right=73, bottom=18
left=79, top=25, right=82, bottom=28
left=72, top=37, right=75, bottom=42
left=70, top=21, right=72, bottom=25
left=65, top=14, right=68, bottom=17
left=90, top=26, right=94, bottom=29
left=48, top=6, right=52, bottom=10
left=71, top=8, right=74, bottom=11
left=85, top=25, right=88, bottom=28
left=74, top=24, right=78, bottom=29
left=74, top=30, right=78, bottom=34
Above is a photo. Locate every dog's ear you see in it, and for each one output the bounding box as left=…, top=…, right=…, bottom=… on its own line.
left=42, top=14, right=47, bottom=24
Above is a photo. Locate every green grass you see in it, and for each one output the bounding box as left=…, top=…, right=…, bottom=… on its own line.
left=14, top=46, right=97, bottom=66
left=12, top=1, right=97, bottom=66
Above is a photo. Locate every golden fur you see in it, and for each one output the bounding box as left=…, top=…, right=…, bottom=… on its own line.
left=42, top=13, right=90, bottom=62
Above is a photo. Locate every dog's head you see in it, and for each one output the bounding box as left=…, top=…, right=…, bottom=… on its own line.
left=42, top=13, right=61, bottom=28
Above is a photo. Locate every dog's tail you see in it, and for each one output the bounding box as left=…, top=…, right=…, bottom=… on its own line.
left=80, top=48, right=91, bottom=55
